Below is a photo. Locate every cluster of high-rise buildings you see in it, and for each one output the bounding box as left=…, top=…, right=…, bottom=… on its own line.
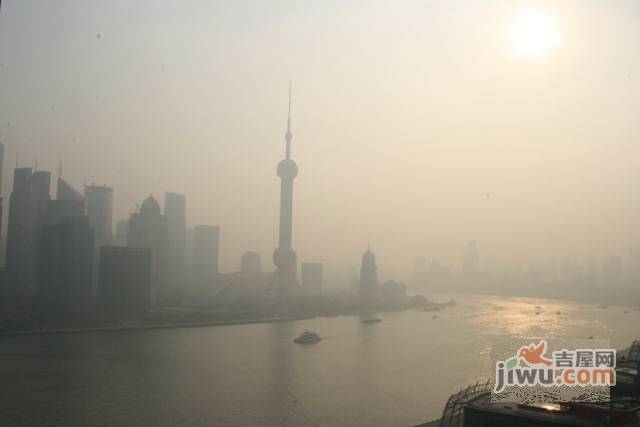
left=0, top=92, right=416, bottom=322
left=0, top=150, right=227, bottom=319
left=0, top=94, right=337, bottom=321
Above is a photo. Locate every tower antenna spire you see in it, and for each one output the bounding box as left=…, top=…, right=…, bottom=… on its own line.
left=288, top=80, right=292, bottom=124
left=285, top=81, right=292, bottom=159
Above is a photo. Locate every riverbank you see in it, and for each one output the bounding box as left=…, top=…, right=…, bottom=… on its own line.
left=0, top=297, right=453, bottom=338
left=0, top=316, right=297, bottom=337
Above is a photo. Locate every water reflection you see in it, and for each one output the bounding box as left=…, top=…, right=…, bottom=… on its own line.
left=0, top=294, right=637, bottom=426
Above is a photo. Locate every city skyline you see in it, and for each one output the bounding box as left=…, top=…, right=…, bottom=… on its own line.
left=1, top=0, right=640, bottom=282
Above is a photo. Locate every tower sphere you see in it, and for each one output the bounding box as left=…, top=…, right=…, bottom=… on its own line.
left=277, top=158, right=298, bottom=179
left=273, top=246, right=297, bottom=268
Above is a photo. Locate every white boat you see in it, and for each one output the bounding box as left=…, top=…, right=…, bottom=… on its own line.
left=294, top=331, right=321, bottom=344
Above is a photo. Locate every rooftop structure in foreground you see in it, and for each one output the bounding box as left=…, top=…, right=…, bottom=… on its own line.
left=464, top=394, right=640, bottom=427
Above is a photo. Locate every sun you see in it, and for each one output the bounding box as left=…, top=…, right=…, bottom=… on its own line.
left=510, top=11, right=559, bottom=58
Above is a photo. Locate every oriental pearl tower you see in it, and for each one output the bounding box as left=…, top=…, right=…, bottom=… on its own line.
left=270, top=83, right=300, bottom=298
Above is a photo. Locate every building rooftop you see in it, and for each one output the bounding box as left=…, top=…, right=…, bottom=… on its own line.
left=465, top=394, right=640, bottom=427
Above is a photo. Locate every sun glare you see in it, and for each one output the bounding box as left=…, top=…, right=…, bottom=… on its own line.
left=510, top=12, right=559, bottom=58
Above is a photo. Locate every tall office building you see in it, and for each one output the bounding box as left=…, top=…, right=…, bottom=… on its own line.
left=85, top=184, right=113, bottom=248
left=192, top=225, right=219, bottom=289
left=127, top=196, right=169, bottom=300
left=113, top=220, right=129, bottom=246
left=359, top=247, right=378, bottom=305
left=85, top=184, right=113, bottom=298
left=0, top=142, right=5, bottom=196
left=0, top=143, right=5, bottom=267
left=6, top=168, right=38, bottom=303
left=98, top=246, right=151, bottom=315
left=57, top=175, right=84, bottom=205
left=270, top=85, right=300, bottom=297
left=301, top=262, right=323, bottom=298
left=164, top=192, right=186, bottom=289
left=44, top=174, right=85, bottom=226
left=0, top=142, right=4, bottom=238
left=241, top=251, right=262, bottom=275
left=31, top=171, right=51, bottom=217
left=35, top=216, right=94, bottom=319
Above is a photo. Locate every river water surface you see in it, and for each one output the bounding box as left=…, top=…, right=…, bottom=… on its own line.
left=0, top=294, right=637, bottom=426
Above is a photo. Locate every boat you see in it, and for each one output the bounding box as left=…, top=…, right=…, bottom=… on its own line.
left=294, top=331, right=321, bottom=344
left=363, top=318, right=382, bottom=324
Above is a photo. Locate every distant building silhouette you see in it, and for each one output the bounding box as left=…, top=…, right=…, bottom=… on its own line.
left=359, top=247, right=378, bottom=304
left=85, top=184, right=113, bottom=247
left=35, top=216, right=94, bottom=319
left=0, top=143, right=4, bottom=252
left=270, top=85, right=300, bottom=298
left=127, top=196, right=169, bottom=300
left=31, top=171, right=51, bottom=217
left=184, top=226, right=194, bottom=285
left=192, top=225, right=219, bottom=291
left=44, top=175, right=84, bottom=227
left=0, top=142, right=4, bottom=197
left=164, top=192, right=186, bottom=290
left=6, top=168, right=42, bottom=304
left=113, top=220, right=129, bottom=246
left=301, top=262, right=323, bottom=297
left=57, top=176, right=84, bottom=204
left=228, top=251, right=270, bottom=298
left=98, top=246, right=151, bottom=315
left=241, top=251, right=261, bottom=275
left=85, top=184, right=113, bottom=296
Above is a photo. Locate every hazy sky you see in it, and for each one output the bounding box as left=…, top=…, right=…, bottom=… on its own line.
left=0, top=0, right=639, bottom=281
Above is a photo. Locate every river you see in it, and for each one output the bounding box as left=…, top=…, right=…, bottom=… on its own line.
left=0, top=294, right=637, bottom=426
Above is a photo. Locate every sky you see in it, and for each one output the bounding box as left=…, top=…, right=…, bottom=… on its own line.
left=0, top=0, right=639, bottom=281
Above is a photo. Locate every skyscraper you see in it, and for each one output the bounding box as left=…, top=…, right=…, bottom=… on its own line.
left=113, top=220, right=129, bottom=247
left=6, top=168, right=38, bottom=303
left=127, top=196, right=169, bottom=300
left=98, top=246, right=151, bottom=315
left=0, top=142, right=5, bottom=240
left=85, top=184, right=113, bottom=297
left=164, top=192, right=186, bottom=289
left=359, top=247, right=378, bottom=305
left=192, top=225, right=219, bottom=290
left=31, top=171, right=51, bottom=217
left=0, top=143, right=5, bottom=267
left=44, top=172, right=85, bottom=226
left=57, top=172, right=84, bottom=205
left=85, top=184, right=113, bottom=248
left=35, top=216, right=94, bottom=319
left=270, top=85, right=300, bottom=298
left=0, top=142, right=5, bottom=196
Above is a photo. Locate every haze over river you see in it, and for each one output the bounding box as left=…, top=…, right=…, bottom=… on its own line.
left=1, top=294, right=637, bottom=426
